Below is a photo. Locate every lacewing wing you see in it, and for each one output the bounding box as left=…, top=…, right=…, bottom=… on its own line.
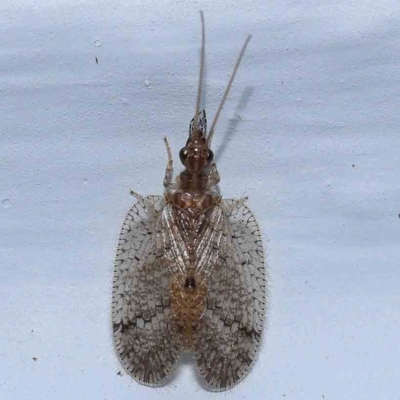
left=112, top=12, right=266, bottom=391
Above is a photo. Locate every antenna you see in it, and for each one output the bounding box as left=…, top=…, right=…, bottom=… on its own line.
left=207, top=35, right=252, bottom=145
left=194, top=11, right=206, bottom=131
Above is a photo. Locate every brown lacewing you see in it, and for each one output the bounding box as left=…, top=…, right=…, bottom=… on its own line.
left=112, top=11, right=266, bottom=391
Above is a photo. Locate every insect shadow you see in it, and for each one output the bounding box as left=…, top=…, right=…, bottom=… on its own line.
left=214, top=86, right=254, bottom=162
left=195, top=43, right=254, bottom=164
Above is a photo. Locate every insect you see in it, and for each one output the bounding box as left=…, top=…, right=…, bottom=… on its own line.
left=112, top=12, right=266, bottom=391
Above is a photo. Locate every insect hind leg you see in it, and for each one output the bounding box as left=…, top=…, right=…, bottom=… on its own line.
left=130, top=189, right=145, bottom=202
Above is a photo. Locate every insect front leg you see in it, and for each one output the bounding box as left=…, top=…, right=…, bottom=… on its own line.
left=163, top=136, right=176, bottom=190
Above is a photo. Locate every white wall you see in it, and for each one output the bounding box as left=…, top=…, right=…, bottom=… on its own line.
left=1, top=1, right=399, bottom=399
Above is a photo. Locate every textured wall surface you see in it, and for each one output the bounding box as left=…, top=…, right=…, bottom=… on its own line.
left=1, top=1, right=400, bottom=399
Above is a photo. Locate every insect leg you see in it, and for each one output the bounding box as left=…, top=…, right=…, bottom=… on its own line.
left=129, top=191, right=159, bottom=215
left=163, top=136, right=174, bottom=189
left=130, top=189, right=145, bottom=202
left=206, top=162, right=220, bottom=187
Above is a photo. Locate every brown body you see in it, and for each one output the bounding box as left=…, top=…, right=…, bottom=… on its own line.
left=167, top=125, right=220, bottom=347
left=163, top=27, right=251, bottom=347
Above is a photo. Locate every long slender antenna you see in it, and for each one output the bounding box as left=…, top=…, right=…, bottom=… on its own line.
left=194, top=10, right=205, bottom=131
left=207, top=34, right=252, bottom=145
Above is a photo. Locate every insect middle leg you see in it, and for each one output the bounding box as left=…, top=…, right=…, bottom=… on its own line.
left=206, top=162, right=221, bottom=187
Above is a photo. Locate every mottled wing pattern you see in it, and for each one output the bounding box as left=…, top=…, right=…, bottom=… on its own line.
left=194, top=199, right=266, bottom=390
left=112, top=196, right=181, bottom=386
left=189, top=109, right=207, bottom=135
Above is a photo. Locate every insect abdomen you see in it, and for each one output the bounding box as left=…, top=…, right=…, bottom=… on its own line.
left=170, top=274, right=208, bottom=348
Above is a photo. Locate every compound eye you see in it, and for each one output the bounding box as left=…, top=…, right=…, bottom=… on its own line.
left=207, top=149, right=214, bottom=164
left=179, top=148, right=188, bottom=164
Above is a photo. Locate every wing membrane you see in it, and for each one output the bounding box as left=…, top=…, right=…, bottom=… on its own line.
left=113, top=196, right=266, bottom=389
left=194, top=199, right=266, bottom=390
left=112, top=196, right=180, bottom=386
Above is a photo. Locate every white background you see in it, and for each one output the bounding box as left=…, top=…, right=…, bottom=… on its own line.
left=1, top=1, right=400, bottom=399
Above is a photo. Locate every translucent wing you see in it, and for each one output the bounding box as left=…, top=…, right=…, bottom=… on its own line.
left=189, top=109, right=207, bottom=135
left=194, top=199, right=266, bottom=390
left=112, top=196, right=181, bottom=386
left=160, top=202, right=225, bottom=279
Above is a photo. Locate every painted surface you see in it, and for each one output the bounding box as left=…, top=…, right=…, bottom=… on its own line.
left=1, top=1, right=399, bottom=399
